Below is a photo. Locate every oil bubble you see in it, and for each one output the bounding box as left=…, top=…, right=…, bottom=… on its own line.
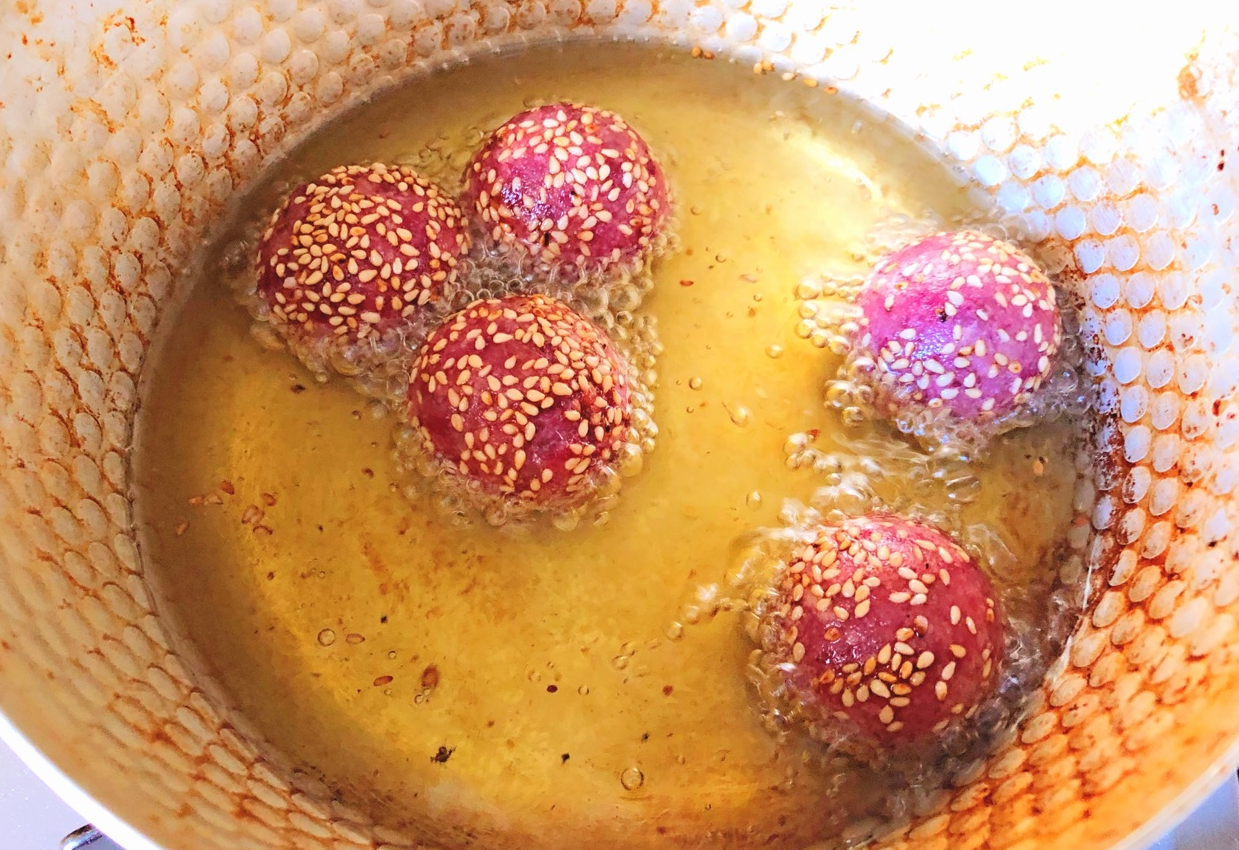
left=724, top=402, right=752, bottom=427
left=796, top=278, right=823, bottom=300
left=619, top=767, right=645, bottom=791
left=316, top=629, right=336, bottom=647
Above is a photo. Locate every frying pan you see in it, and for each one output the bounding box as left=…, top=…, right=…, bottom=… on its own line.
left=2, top=2, right=1239, bottom=849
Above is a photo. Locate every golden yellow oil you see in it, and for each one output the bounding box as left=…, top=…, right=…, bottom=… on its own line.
left=134, top=41, right=1079, bottom=849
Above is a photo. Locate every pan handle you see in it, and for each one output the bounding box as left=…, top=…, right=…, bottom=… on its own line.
left=60, top=825, right=123, bottom=850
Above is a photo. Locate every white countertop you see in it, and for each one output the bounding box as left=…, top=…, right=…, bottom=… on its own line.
left=0, top=739, right=83, bottom=850
left=2, top=735, right=1236, bottom=849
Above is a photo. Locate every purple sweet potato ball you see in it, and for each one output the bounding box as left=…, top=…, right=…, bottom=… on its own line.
left=406, top=294, right=632, bottom=511
left=855, top=230, right=1062, bottom=422
left=464, top=103, right=671, bottom=276
left=760, top=514, right=1004, bottom=748
left=257, top=163, right=470, bottom=344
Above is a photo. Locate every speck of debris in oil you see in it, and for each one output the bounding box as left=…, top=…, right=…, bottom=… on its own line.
left=432, top=746, right=455, bottom=764
left=421, top=665, right=440, bottom=689
left=561, top=753, right=570, bottom=763
left=291, top=384, right=306, bottom=394
left=546, top=684, right=558, bottom=693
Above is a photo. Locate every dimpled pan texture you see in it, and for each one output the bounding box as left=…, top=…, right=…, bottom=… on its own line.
left=2, top=3, right=1239, bottom=850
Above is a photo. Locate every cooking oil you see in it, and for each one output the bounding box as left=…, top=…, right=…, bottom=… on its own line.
left=134, top=40, right=1083, bottom=850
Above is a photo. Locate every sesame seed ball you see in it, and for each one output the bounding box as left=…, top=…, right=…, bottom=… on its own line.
left=762, top=514, right=1004, bottom=750
left=464, top=103, right=671, bottom=276
left=256, top=163, right=470, bottom=371
left=407, top=293, right=632, bottom=513
left=854, top=230, right=1061, bottom=422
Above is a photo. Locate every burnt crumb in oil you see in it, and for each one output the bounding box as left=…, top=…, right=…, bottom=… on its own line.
left=421, top=665, right=440, bottom=689
left=432, top=746, right=455, bottom=764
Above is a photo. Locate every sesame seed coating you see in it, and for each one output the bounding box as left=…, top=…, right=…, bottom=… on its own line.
left=464, top=103, right=671, bottom=275
left=407, top=293, right=632, bottom=510
left=257, top=163, right=470, bottom=346
left=855, top=230, right=1061, bottom=421
left=764, top=513, right=1004, bottom=748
